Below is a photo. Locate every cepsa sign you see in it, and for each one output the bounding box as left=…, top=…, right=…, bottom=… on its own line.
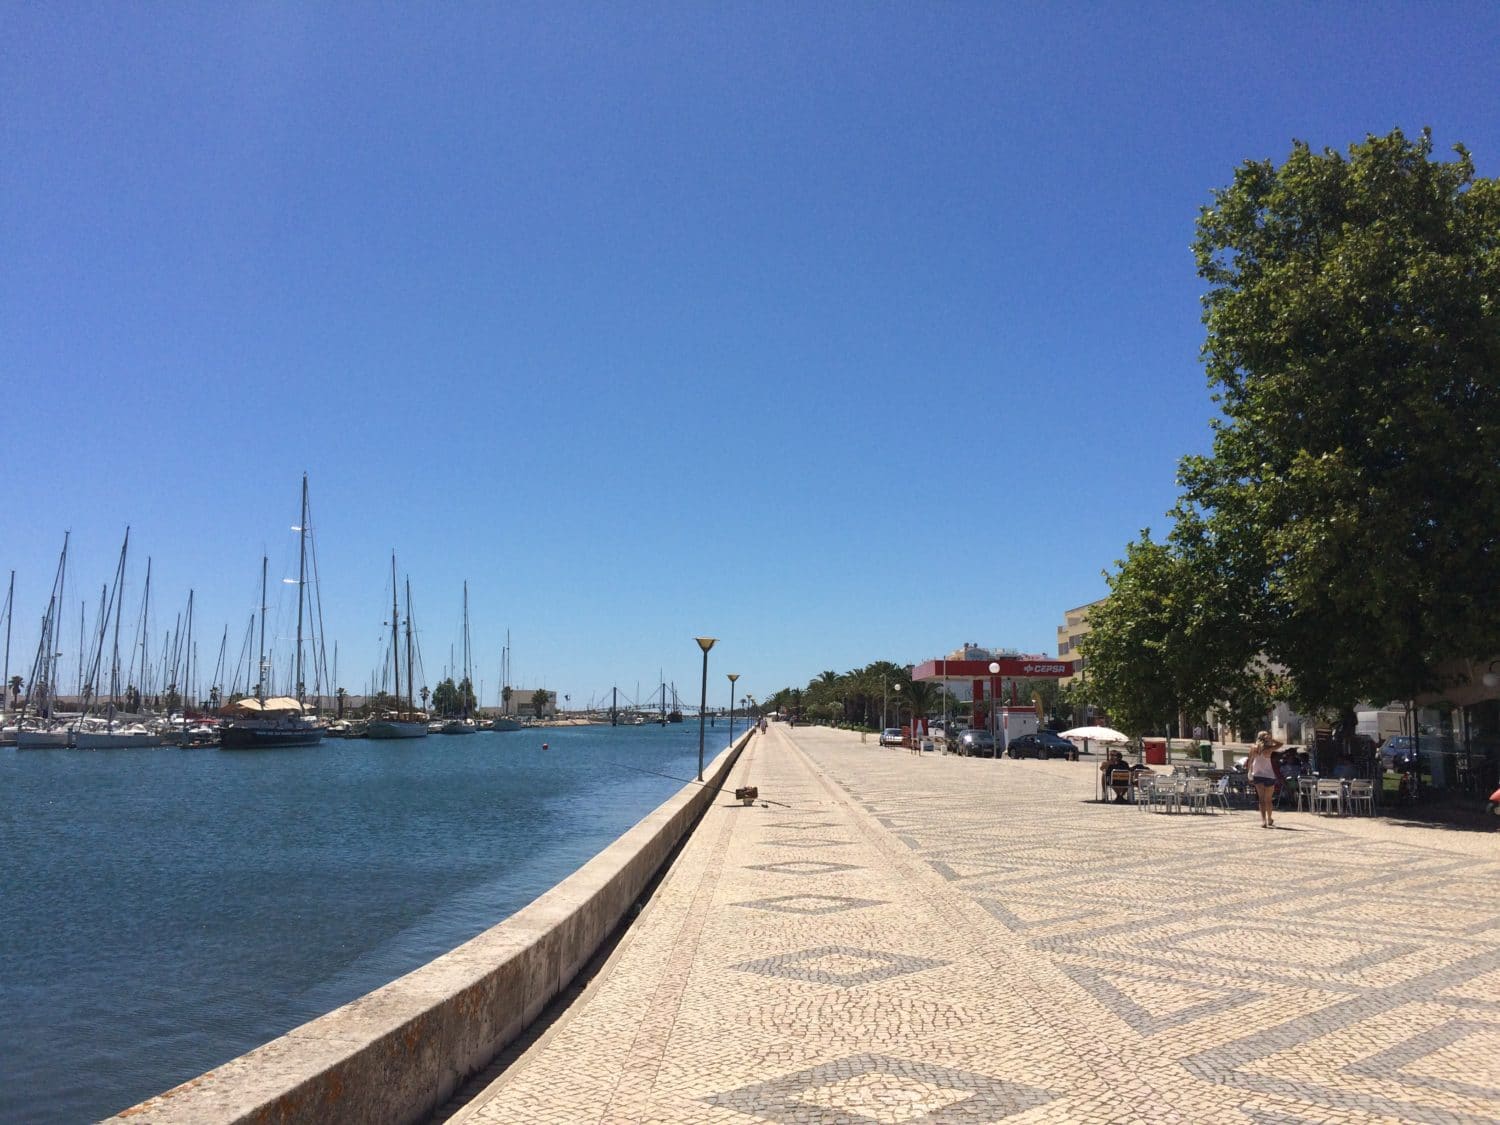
left=1018, top=662, right=1069, bottom=676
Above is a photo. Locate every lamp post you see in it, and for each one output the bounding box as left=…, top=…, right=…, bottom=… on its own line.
left=695, top=637, right=716, bottom=780
left=989, top=661, right=1000, bottom=755
left=893, top=682, right=902, bottom=747
left=942, top=656, right=949, bottom=737
left=727, top=672, right=739, bottom=744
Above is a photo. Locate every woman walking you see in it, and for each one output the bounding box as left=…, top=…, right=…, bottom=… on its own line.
left=1247, top=730, right=1282, bottom=828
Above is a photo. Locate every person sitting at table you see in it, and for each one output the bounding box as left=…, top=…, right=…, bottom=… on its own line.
left=1279, top=749, right=1305, bottom=784
left=1101, top=750, right=1131, bottom=802
left=1332, top=753, right=1357, bottom=779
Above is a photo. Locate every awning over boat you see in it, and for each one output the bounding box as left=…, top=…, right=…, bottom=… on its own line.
left=223, top=696, right=305, bottom=715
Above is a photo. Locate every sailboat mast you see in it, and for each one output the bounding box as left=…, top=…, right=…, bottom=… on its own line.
left=137, top=558, right=151, bottom=704
left=182, top=590, right=193, bottom=731
left=462, top=580, right=470, bottom=718
left=213, top=624, right=227, bottom=708
left=2, top=570, right=12, bottom=713
left=390, top=554, right=401, bottom=712
left=295, top=474, right=308, bottom=704
left=53, top=531, right=69, bottom=710
left=109, top=528, right=129, bottom=706
left=308, top=492, right=329, bottom=711
left=256, top=556, right=268, bottom=703
left=404, top=577, right=415, bottom=715
left=79, top=598, right=87, bottom=700
left=26, top=542, right=65, bottom=717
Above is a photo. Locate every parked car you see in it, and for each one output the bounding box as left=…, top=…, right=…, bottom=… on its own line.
left=958, top=729, right=996, bottom=756
left=878, top=727, right=905, bottom=747
left=1380, top=735, right=1420, bottom=771
left=1006, top=731, right=1078, bottom=760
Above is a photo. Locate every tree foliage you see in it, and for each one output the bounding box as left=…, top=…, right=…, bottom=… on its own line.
left=1079, top=530, right=1256, bottom=736
left=431, top=676, right=477, bottom=717
left=771, top=660, right=1016, bottom=731
left=1180, top=128, right=1500, bottom=709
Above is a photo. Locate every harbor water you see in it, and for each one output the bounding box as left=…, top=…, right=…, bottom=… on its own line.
left=0, top=722, right=732, bottom=1123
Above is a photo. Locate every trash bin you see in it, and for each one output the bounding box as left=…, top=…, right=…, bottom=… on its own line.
left=1199, top=741, right=1212, bottom=763
left=1143, top=738, right=1167, bottom=766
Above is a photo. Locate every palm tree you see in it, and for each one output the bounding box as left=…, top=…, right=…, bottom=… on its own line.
left=901, top=680, right=941, bottom=730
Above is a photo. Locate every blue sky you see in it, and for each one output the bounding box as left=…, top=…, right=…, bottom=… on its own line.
left=4, top=3, right=1498, bottom=710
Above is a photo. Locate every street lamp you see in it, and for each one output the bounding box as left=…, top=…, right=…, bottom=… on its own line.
left=696, top=637, right=717, bottom=780
left=727, top=673, right=739, bottom=744
left=989, top=662, right=1000, bottom=754
left=893, top=682, right=902, bottom=746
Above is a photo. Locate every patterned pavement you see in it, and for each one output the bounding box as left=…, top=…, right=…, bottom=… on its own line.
left=450, top=723, right=1500, bottom=1124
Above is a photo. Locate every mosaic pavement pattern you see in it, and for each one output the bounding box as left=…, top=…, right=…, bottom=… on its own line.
left=452, top=724, right=1500, bottom=1124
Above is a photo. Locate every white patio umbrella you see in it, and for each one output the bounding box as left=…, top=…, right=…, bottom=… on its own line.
left=1061, top=725, right=1131, bottom=743
left=1061, top=726, right=1134, bottom=802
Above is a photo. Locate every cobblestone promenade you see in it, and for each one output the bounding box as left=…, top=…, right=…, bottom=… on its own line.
left=451, top=723, right=1500, bottom=1124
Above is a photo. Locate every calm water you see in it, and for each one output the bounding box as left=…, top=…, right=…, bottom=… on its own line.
left=0, top=722, right=732, bottom=1123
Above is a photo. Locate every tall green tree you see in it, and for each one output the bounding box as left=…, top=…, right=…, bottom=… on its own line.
left=1081, top=529, right=1261, bottom=737
left=900, top=680, right=942, bottom=727
left=431, top=676, right=478, bottom=717
left=1182, top=128, right=1500, bottom=708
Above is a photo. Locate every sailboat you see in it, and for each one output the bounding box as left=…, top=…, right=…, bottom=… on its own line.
left=72, top=529, right=160, bottom=749
left=16, top=534, right=74, bottom=748
left=439, top=582, right=476, bottom=734
left=366, top=555, right=427, bottom=739
left=488, top=631, right=523, bottom=732
left=220, top=476, right=324, bottom=749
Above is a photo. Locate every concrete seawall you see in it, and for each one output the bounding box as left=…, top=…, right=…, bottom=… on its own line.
left=110, top=732, right=752, bottom=1125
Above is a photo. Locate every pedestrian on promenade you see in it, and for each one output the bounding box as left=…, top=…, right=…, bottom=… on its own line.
left=1247, top=731, right=1282, bottom=828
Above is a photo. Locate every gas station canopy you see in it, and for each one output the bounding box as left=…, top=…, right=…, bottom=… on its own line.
left=912, top=658, right=1076, bottom=732
left=911, top=658, right=1074, bottom=682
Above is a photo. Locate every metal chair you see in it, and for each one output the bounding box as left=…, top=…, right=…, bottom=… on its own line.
left=1296, top=776, right=1318, bottom=813
left=1106, top=769, right=1135, bottom=806
left=1147, top=777, right=1184, bottom=814
left=1132, top=773, right=1155, bottom=811
left=1184, top=777, right=1214, bottom=814
left=1136, top=774, right=1159, bottom=812
left=1314, top=779, right=1344, bottom=816
left=1209, top=775, right=1233, bottom=812
left=1346, top=779, right=1375, bottom=815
